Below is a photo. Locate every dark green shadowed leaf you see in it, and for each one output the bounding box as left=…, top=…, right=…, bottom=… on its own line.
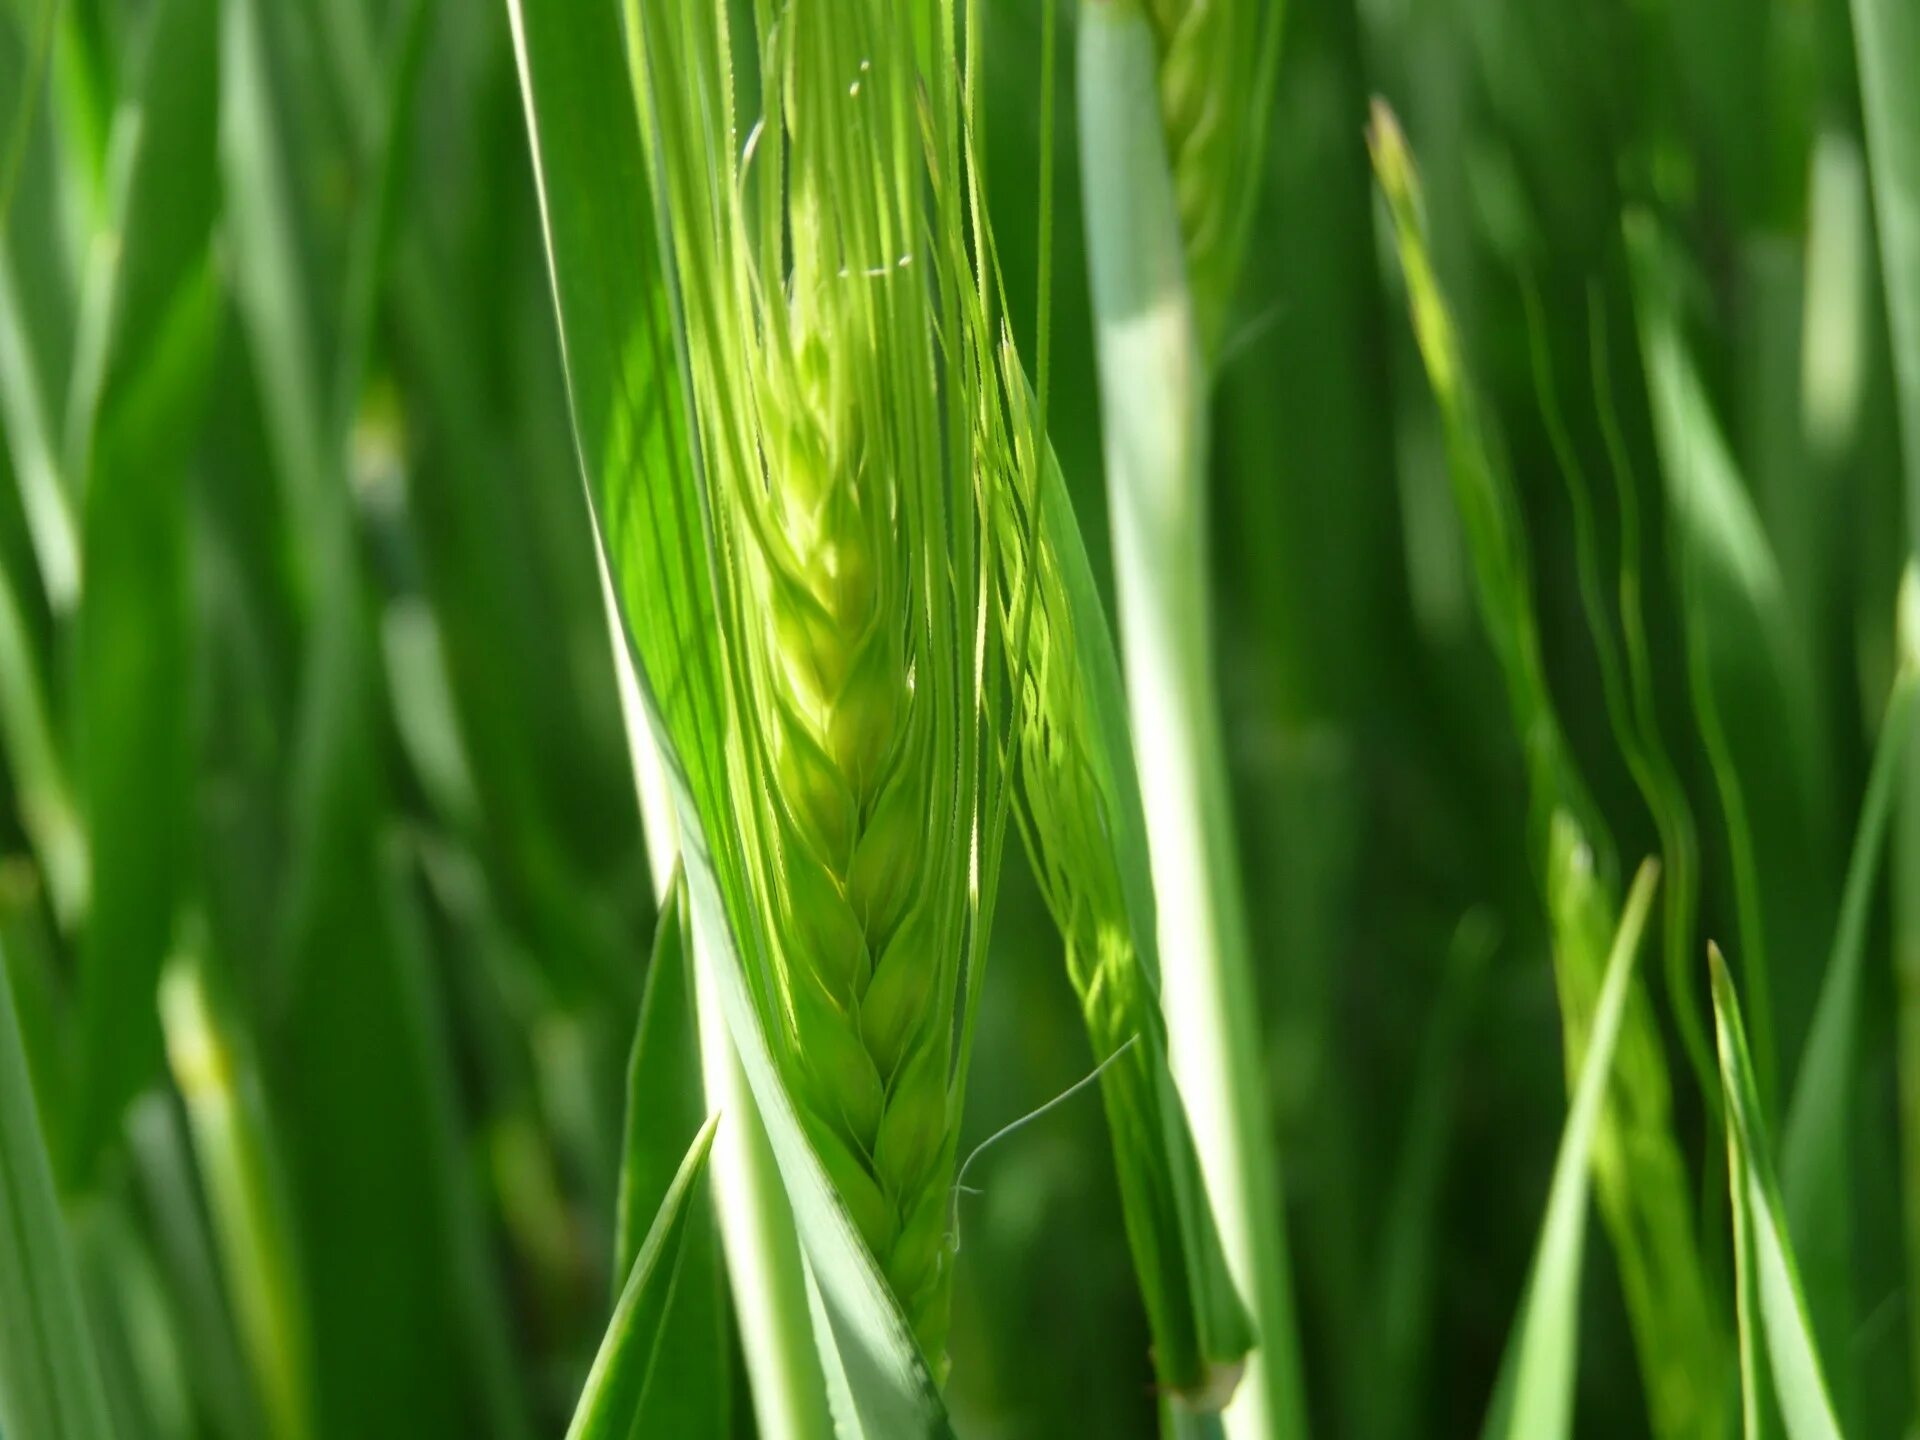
left=613, top=869, right=727, bottom=1440
left=1627, top=214, right=1835, bottom=1108
left=319, top=0, right=648, bottom=1012
left=217, top=1, right=505, bottom=1427
left=0, top=0, right=78, bottom=618
left=1849, top=0, right=1920, bottom=1411
left=568, top=1113, right=719, bottom=1440
left=0, top=938, right=113, bottom=1440
left=0, top=0, right=56, bottom=224
left=1525, top=282, right=1712, bottom=1108
left=1711, top=949, right=1844, bottom=1440
left=66, top=0, right=222, bottom=1180
left=127, top=1096, right=273, bottom=1440
left=1851, top=0, right=1920, bottom=543
left=1779, top=566, right=1920, bottom=1423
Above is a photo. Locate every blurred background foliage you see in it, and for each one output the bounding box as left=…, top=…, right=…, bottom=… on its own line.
left=0, top=0, right=1911, bottom=1434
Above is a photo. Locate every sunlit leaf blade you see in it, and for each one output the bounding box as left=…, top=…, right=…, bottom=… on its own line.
left=0, top=939, right=113, bottom=1440
left=1711, top=949, right=1845, bottom=1440
left=1779, top=566, right=1920, bottom=1416
left=1485, top=856, right=1659, bottom=1440
left=567, top=1114, right=720, bottom=1440
left=500, top=0, right=723, bottom=828
left=67, top=0, right=222, bottom=1178
left=1543, top=808, right=1727, bottom=1438
left=617, top=869, right=697, bottom=1279
left=613, top=869, right=727, bottom=1440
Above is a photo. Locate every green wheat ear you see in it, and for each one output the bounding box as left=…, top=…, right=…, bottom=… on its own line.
left=634, top=0, right=1002, bottom=1368
left=990, top=343, right=1256, bottom=1401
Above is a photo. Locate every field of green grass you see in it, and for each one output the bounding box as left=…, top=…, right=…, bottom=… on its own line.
left=2, top=0, right=1917, bottom=1435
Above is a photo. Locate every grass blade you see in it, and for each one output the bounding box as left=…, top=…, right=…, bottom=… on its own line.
left=1848, top=0, right=1920, bottom=1413
left=0, top=937, right=112, bottom=1440
left=612, top=870, right=727, bottom=1440
left=0, top=0, right=56, bottom=225
left=1489, top=855, right=1661, bottom=1440
left=1850, top=0, right=1920, bottom=537
left=0, top=243, right=76, bottom=613
left=159, top=954, right=311, bottom=1440
left=1779, top=565, right=1920, bottom=1417
left=67, top=0, right=222, bottom=1177
left=1711, top=949, right=1845, bottom=1440
left=566, top=1113, right=720, bottom=1440
left=1371, top=106, right=1728, bottom=1440
left=1526, top=282, right=1710, bottom=1103
left=127, top=1097, right=270, bottom=1440
left=1627, top=214, right=1834, bottom=1106
left=0, top=563, right=85, bottom=928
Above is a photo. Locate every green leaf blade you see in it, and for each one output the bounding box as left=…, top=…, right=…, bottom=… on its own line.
left=1712, top=949, right=1845, bottom=1440
left=67, top=0, right=223, bottom=1179
left=1494, top=855, right=1660, bottom=1440
left=0, top=940, right=113, bottom=1440
left=612, top=870, right=727, bottom=1440
left=568, top=1113, right=720, bottom=1440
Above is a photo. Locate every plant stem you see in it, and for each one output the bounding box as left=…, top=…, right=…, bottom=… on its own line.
left=1079, top=8, right=1307, bottom=1436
